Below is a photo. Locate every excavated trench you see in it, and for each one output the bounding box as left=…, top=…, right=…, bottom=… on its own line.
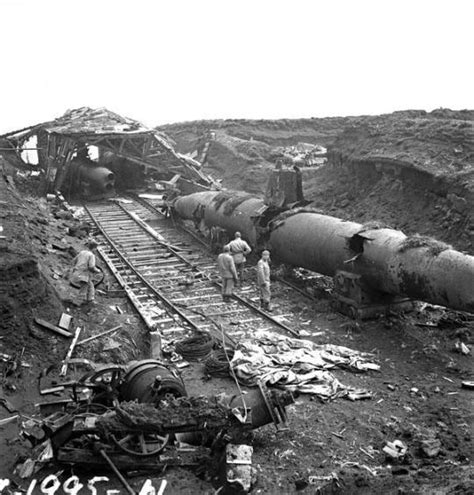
left=304, top=153, right=473, bottom=253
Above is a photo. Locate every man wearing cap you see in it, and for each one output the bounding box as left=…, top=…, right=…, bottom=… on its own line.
left=257, top=250, right=272, bottom=311
left=70, top=240, right=101, bottom=305
left=226, top=231, right=252, bottom=284
left=217, top=245, right=239, bottom=302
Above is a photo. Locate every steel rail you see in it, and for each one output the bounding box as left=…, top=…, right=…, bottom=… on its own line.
left=143, top=197, right=321, bottom=304
left=85, top=204, right=202, bottom=333
left=96, top=246, right=158, bottom=330
left=132, top=194, right=209, bottom=248
left=133, top=196, right=300, bottom=337
left=116, top=202, right=199, bottom=267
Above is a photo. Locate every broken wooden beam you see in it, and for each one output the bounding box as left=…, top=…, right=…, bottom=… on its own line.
left=34, top=318, right=73, bottom=338
left=76, top=325, right=122, bottom=346
left=0, top=415, right=19, bottom=426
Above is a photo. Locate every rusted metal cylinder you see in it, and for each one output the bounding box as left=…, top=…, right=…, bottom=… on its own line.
left=175, top=387, right=294, bottom=445
left=119, top=360, right=187, bottom=404
left=174, top=193, right=474, bottom=312
left=78, top=164, right=115, bottom=192
left=269, top=211, right=362, bottom=276
left=223, top=387, right=294, bottom=429
left=358, top=228, right=474, bottom=311
left=173, top=191, right=264, bottom=245
left=269, top=211, right=474, bottom=312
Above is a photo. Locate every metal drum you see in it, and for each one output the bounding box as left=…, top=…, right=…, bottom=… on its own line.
left=119, top=360, right=187, bottom=404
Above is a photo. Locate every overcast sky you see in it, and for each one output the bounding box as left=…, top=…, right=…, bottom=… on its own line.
left=0, top=0, right=472, bottom=134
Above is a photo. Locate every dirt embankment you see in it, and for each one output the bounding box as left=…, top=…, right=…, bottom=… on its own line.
left=159, top=116, right=355, bottom=195
left=0, top=176, right=64, bottom=353
left=307, top=113, right=474, bottom=251
left=0, top=173, right=148, bottom=479
left=158, top=109, right=474, bottom=251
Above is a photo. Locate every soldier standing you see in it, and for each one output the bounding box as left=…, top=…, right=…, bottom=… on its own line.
left=226, top=231, right=252, bottom=284
left=70, top=240, right=101, bottom=305
left=217, top=245, right=238, bottom=302
left=257, top=250, right=271, bottom=311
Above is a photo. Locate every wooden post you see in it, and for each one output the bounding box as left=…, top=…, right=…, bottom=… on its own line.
left=60, top=327, right=82, bottom=376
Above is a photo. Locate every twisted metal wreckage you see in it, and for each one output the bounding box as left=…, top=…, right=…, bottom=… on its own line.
left=4, top=108, right=473, bottom=490
left=21, top=360, right=293, bottom=492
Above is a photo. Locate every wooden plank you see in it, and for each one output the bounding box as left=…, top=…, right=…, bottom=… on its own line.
left=76, top=325, right=122, bottom=346
left=34, top=317, right=73, bottom=338
left=60, top=327, right=82, bottom=376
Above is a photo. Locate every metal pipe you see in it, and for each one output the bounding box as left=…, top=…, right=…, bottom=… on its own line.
left=173, top=191, right=264, bottom=245
left=78, top=164, right=115, bottom=192
left=98, top=449, right=136, bottom=495
left=0, top=147, right=43, bottom=151
left=173, top=193, right=474, bottom=312
left=269, top=211, right=474, bottom=312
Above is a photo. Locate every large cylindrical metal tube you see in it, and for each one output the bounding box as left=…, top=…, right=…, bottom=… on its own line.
left=268, top=211, right=363, bottom=276
left=174, top=191, right=265, bottom=245
left=78, top=164, right=115, bottom=192
left=269, top=211, right=474, bottom=312
left=359, top=229, right=474, bottom=311
left=173, top=193, right=474, bottom=312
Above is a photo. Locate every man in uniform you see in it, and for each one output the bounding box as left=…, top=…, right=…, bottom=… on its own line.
left=217, top=245, right=238, bottom=302
left=257, top=250, right=271, bottom=311
left=70, top=240, right=101, bottom=305
left=226, top=231, right=252, bottom=284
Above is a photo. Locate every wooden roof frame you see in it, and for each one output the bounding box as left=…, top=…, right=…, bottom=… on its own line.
left=2, top=107, right=217, bottom=190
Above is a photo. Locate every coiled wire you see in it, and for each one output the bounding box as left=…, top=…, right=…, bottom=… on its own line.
left=175, top=333, right=214, bottom=361
left=204, top=348, right=235, bottom=377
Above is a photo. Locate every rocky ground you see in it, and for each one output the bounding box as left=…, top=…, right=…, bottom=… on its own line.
left=0, top=110, right=473, bottom=494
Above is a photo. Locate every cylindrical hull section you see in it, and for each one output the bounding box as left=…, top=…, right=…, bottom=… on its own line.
left=78, top=165, right=115, bottom=192
left=359, top=229, right=474, bottom=312
left=269, top=212, right=474, bottom=312
left=174, top=194, right=474, bottom=312
left=269, top=212, right=362, bottom=276
left=174, top=191, right=264, bottom=245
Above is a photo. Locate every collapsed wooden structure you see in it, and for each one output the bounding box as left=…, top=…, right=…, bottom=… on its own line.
left=1, top=107, right=217, bottom=192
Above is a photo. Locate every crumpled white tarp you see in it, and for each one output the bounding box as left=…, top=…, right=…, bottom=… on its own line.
left=230, top=331, right=380, bottom=401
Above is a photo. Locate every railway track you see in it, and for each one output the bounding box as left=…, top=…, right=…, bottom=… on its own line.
left=85, top=198, right=300, bottom=346
left=134, top=194, right=324, bottom=302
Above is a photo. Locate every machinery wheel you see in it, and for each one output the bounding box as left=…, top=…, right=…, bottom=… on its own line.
left=111, top=431, right=170, bottom=457
left=79, top=366, right=124, bottom=404
left=79, top=366, right=124, bottom=387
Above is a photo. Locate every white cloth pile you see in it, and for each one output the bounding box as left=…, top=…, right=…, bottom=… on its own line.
left=230, top=331, right=380, bottom=401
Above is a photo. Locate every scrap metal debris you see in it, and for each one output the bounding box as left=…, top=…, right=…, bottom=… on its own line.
left=383, top=440, right=408, bottom=460
left=225, top=444, right=256, bottom=493
left=17, top=359, right=294, bottom=493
